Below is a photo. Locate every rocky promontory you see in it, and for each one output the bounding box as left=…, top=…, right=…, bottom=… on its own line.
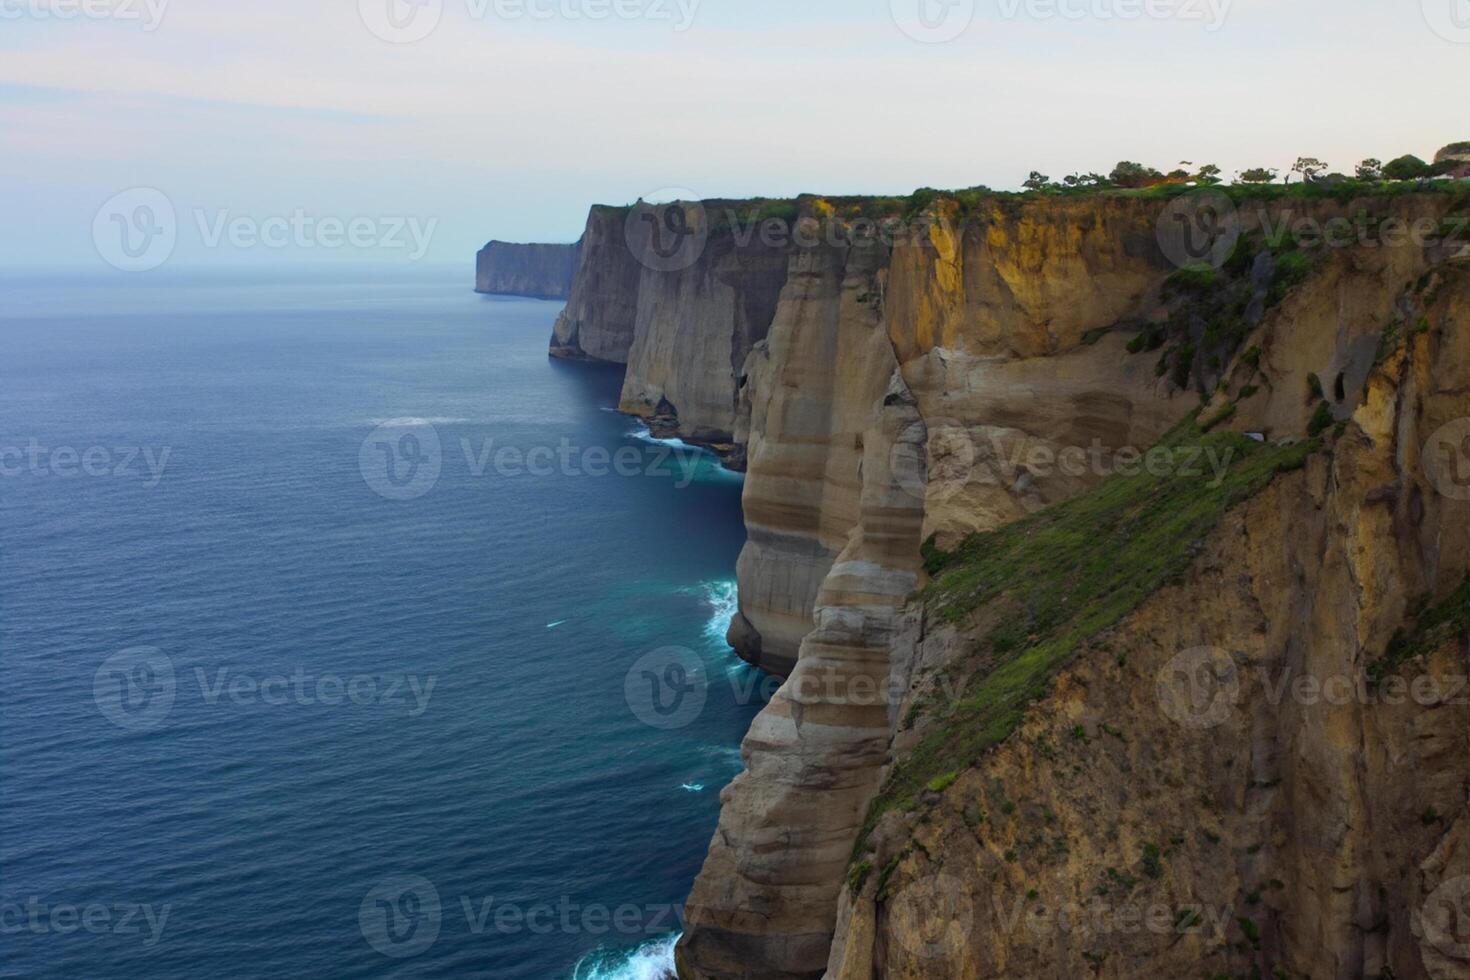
left=475, top=240, right=579, bottom=299
left=497, top=171, right=1470, bottom=978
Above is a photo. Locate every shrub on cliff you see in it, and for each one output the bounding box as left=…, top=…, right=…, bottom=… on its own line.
left=1383, top=154, right=1432, bottom=180
left=1237, top=167, right=1278, bottom=184
left=1110, top=161, right=1165, bottom=189
left=1022, top=172, right=1053, bottom=192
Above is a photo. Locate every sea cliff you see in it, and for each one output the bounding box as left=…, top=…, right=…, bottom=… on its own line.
left=475, top=240, right=580, bottom=299
left=520, top=180, right=1470, bottom=979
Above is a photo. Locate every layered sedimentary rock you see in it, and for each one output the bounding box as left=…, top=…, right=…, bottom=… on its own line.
left=475, top=240, right=579, bottom=299
left=680, top=234, right=929, bottom=976
left=551, top=202, right=790, bottom=451
left=830, top=271, right=1470, bottom=980
left=534, top=188, right=1470, bottom=979
left=551, top=206, right=645, bottom=363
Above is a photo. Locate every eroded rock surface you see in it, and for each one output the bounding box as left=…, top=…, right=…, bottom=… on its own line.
left=538, top=190, right=1470, bottom=979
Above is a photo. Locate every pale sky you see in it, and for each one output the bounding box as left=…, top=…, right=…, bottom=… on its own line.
left=2, top=0, right=1466, bottom=270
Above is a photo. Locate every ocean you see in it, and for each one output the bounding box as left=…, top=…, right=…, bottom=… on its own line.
left=0, top=269, right=765, bottom=979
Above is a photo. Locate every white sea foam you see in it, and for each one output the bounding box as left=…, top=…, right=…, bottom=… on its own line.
left=698, top=580, right=739, bottom=649
left=680, top=783, right=705, bottom=792
left=571, top=934, right=679, bottom=980
left=625, top=422, right=689, bottom=450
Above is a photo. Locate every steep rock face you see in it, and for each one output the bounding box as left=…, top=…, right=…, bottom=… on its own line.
left=727, top=201, right=1194, bottom=689
left=677, top=194, right=1470, bottom=979
left=475, top=240, right=579, bottom=299
left=679, top=235, right=927, bottom=979
left=530, top=190, right=1467, bottom=978
left=618, top=210, right=790, bottom=448
left=1436, top=142, right=1470, bottom=166
left=725, top=237, right=893, bottom=675
left=551, top=202, right=791, bottom=446
left=682, top=202, right=1202, bottom=978
left=830, top=272, right=1470, bottom=978
left=551, top=207, right=644, bottom=363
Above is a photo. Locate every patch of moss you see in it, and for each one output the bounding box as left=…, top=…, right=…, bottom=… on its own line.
left=1164, top=263, right=1220, bottom=295
left=926, top=772, right=959, bottom=793
left=1200, top=403, right=1237, bottom=431
left=1368, top=576, right=1470, bottom=684
left=848, top=860, right=872, bottom=894
left=1142, top=843, right=1164, bottom=879
left=1268, top=250, right=1316, bottom=306
left=1307, top=400, right=1335, bottom=437
left=858, top=421, right=1320, bottom=854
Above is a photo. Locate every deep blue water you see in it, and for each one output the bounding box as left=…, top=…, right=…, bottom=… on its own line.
left=0, top=270, right=765, bottom=979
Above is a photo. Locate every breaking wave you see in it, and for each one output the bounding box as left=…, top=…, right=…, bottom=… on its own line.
left=570, top=934, right=679, bottom=980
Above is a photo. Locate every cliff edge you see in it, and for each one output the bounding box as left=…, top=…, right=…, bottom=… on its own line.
left=475, top=239, right=579, bottom=299
left=521, top=179, right=1470, bottom=979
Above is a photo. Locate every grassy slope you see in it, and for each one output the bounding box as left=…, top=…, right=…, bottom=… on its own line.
left=856, top=422, right=1320, bottom=852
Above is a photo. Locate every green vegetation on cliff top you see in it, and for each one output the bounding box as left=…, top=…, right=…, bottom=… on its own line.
left=604, top=178, right=1469, bottom=236
left=855, top=421, right=1320, bottom=854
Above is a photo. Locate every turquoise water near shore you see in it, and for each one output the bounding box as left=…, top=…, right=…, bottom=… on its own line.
left=0, top=270, right=762, bottom=979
